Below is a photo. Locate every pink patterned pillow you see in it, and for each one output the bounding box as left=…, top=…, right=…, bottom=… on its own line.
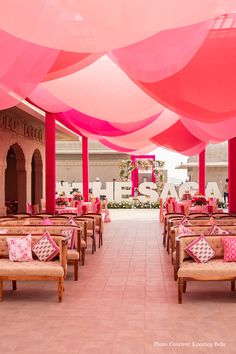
left=209, top=225, right=230, bottom=235
left=178, top=224, right=193, bottom=236
left=222, top=237, right=236, bottom=262
left=66, top=218, right=77, bottom=226
left=61, top=229, right=75, bottom=249
left=7, top=234, right=33, bottom=262
left=32, top=231, right=59, bottom=261
left=0, top=229, right=8, bottom=234
left=180, top=217, right=191, bottom=226
left=43, top=218, right=53, bottom=225
left=184, top=234, right=216, bottom=263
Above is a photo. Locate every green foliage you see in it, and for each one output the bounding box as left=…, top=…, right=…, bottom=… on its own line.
left=107, top=200, right=160, bottom=209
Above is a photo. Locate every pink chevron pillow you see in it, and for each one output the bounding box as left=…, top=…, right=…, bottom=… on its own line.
left=184, top=234, right=216, bottom=263
left=209, top=225, right=230, bottom=235
left=61, top=229, right=75, bottom=249
left=32, top=231, right=59, bottom=261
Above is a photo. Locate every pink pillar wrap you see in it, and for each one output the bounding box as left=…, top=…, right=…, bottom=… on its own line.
left=228, top=138, right=236, bottom=214
left=82, top=136, right=89, bottom=202
left=199, top=149, right=205, bottom=195
left=131, top=155, right=138, bottom=197
left=131, top=154, right=155, bottom=196
left=45, top=113, right=56, bottom=214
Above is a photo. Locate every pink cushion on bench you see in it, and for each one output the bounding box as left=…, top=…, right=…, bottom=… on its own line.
left=7, top=234, right=33, bottom=262
left=184, top=234, right=216, bottom=263
left=222, top=237, right=236, bottom=262
left=32, top=231, right=59, bottom=261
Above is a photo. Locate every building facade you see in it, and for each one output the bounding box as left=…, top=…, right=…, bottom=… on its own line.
left=0, top=103, right=77, bottom=215
left=176, top=142, right=228, bottom=194
left=56, top=141, right=129, bottom=186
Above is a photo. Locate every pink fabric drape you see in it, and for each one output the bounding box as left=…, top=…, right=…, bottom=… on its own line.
left=41, top=55, right=164, bottom=123
left=0, top=30, right=58, bottom=109
left=0, top=1, right=229, bottom=52
left=137, top=15, right=236, bottom=122
left=150, top=121, right=205, bottom=154
left=111, top=19, right=212, bottom=83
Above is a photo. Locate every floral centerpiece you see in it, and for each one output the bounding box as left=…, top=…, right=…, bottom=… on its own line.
left=73, top=192, right=84, bottom=201
left=192, top=194, right=208, bottom=206
left=56, top=197, right=69, bottom=206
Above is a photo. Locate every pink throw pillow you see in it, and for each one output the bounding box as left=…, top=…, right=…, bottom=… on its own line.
left=43, top=218, right=53, bottom=225
left=178, top=224, right=193, bottom=236
left=66, top=218, right=77, bottom=226
left=61, top=229, right=75, bottom=249
left=7, top=234, right=33, bottom=262
left=184, top=234, right=216, bottom=263
left=222, top=237, right=236, bottom=262
left=32, top=231, right=59, bottom=261
left=209, top=225, right=230, bottom=235
left=180, top=217, right=191, bottom=226
left=0, top=229, right=8, bottom=234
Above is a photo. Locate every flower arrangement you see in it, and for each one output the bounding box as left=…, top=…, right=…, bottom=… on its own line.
left=119, top=159, right=136, bottom=181
left=136, top=159, right=154, bottom=171
left=192, top=194, right=208, bottom=206
left=107, top=200, right=160, bottom=209
left=73, top=192, right=84, bottom=201
left=56, top=197, right=69, bottom=206
left=119, top=158, right=166, bottom=183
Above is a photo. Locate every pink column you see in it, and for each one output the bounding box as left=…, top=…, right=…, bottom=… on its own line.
left=131, top=156, right=138, bottom=196
left=45, top=113, right=56, bottom=214
left=228, top=138, right=236, bottom=213
left=199, top=149, right=205, bottom=195
left=152, top=166, right=156, bottom=183
left=82, top=136, right=89, bottom=202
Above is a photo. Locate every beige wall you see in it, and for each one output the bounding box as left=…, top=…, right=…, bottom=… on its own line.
left=186, top=143, right=228, bottom=195
left=188, top=166, right=227, bottom=195
left=56, top=153, right=129, bottom=185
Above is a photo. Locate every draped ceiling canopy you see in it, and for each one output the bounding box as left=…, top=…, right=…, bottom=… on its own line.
left=0, top=1, right=236, bottom=155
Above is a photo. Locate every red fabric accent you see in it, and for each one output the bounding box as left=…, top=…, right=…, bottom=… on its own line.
left=96, top=202, right=102, bottom=213
left=150, top=121, right=202, bottom=153
left=137, top=24, right=236, bottom=122
left=82, top=205, right=87, bottom=214
left=207, top=205, right=213, bottom=213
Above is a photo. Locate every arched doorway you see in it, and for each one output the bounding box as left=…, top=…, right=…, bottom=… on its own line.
left=5, top=143, right=26, bottom=213
left=31, top=149, right=43, bottom=207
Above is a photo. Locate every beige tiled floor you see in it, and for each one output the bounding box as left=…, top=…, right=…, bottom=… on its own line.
left=0, top=209, right=235, bottom=353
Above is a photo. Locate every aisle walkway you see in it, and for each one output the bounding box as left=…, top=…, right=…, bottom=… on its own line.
left=0, top=210, right=235, bottom=354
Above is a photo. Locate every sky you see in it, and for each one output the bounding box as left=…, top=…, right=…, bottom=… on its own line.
left=152, top=147, right=188, bottom=183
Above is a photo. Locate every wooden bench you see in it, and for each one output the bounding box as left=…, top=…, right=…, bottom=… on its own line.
left=0, top=234, right=66, bottom=302
left=176, top=234, right=236, bottom=304
left=0, top=224, right=84, bottom=281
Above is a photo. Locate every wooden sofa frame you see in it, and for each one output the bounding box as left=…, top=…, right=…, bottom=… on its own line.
left=0, top=234, right=67, bottom=302
left=176, top=234, right=236, bottom=304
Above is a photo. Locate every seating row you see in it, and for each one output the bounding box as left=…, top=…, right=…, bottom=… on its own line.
left=0, top=213, right=104, bottom=302
left=162, top=213, right=236, bottom=303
